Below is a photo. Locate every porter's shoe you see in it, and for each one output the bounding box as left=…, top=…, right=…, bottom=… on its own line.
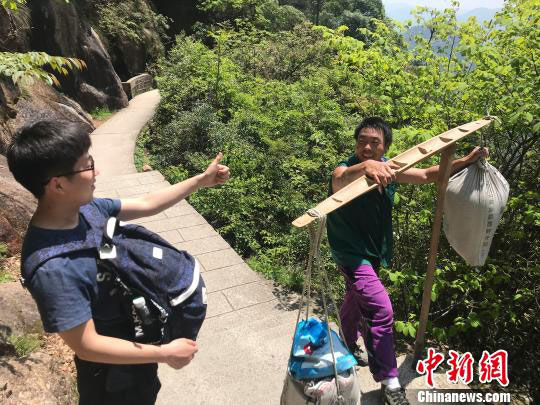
left=381, top=385, right=410, bottom=405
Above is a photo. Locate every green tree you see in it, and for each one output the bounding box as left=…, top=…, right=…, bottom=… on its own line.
left=197, top=0, right=306, bottom=32
left=281, top=0, right=387, bottom=39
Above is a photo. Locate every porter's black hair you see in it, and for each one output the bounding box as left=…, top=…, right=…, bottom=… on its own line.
left=353, top=117, right=392, bottom=148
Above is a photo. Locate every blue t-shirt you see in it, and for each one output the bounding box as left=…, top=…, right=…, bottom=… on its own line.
left=21, top=198, right=128, bottom=336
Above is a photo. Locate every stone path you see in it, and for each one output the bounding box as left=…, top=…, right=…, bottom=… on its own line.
left=90, top=90, right=468, bottom=405
left=90, top=90, right=300, bottom=404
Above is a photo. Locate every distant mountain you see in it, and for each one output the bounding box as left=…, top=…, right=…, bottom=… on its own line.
left=457, top=7, right=499, bottom=23
left=384, top=3, right=500, bottom=24
left=400, top=6, right=501, bottom=54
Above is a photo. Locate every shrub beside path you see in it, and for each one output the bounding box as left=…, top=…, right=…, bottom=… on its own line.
left=90, top=90, right=468, bottom=404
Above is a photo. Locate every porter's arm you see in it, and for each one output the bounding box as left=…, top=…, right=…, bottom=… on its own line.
left=396, top=147, right=488, bottom=185
left=332, top=160, right=400, bottom=193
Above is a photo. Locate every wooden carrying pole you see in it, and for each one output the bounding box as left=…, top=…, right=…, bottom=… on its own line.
left=292, top=117, right=496, bottom=228
left=412, top=143, right=456, bottom=365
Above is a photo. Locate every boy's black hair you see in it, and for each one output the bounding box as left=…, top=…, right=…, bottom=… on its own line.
left=353, top=117, right=392, bottom=149
left=7, top=120, right=92, bottom=199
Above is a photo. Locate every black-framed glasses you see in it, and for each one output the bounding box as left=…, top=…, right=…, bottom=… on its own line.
left=43, top=155, right=95, bottom=185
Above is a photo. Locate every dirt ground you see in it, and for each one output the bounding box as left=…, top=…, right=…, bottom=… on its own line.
left=0, top=258, right=77, bottom=405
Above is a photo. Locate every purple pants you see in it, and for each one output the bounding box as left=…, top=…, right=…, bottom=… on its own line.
left=340, top=264, right=399, bottom=382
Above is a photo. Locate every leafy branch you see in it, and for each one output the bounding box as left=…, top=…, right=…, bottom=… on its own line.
left=0, top=0, right=82, bottom=87
left=0, top=51, right=86, bottom=86
left=1, top=0, right=26, bottom=10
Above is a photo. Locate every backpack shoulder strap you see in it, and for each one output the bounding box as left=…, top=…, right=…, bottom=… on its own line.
left=79, top=202, right=109, bottom=232
left=21, top=202, right=107, bottom=287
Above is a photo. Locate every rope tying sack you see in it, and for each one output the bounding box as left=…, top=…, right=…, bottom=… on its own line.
left=281, top=209, right=360, bottom=405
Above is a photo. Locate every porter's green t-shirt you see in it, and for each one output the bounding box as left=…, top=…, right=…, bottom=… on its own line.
left=327, top=155, right=395, bottom=268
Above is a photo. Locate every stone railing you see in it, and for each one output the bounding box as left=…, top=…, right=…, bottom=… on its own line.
left=122, top=73, right=153, bottom=100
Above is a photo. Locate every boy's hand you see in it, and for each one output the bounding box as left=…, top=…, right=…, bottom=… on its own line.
left=161, top=338, right=198, bottom=369
left=199, top=152, right=230, bottom=188
left=466, top=146, right=489, bottom=163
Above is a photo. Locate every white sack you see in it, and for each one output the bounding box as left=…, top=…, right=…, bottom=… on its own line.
left=443, top=160, right=509, bottom=266
left=281, top=369, right=361, bottom=405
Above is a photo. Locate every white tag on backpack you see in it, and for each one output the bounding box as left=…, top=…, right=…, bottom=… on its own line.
left=202, top=287, right=207, bottom=305
left=153, top=247, right=163, bottom=260
left=99, top=245, right=117, bottom=259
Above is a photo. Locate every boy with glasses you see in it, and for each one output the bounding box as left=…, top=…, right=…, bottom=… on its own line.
left=7, top=120, right=230, bottom=404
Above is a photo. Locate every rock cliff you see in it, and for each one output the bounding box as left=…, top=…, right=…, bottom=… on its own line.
left=0, top=0, right=169, bottom=147
left=29, top=0, right=129, bottom=111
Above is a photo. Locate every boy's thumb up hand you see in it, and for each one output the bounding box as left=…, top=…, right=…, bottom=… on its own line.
left=201, top=152, right=230, bottom=188
left=211, top=152, right=223, bottom=166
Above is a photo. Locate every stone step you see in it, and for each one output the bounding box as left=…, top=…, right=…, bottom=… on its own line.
left=198, top=316, right=297, bottom=364
left=201, top=297, right=299, bottom=338
left=202, top=263, right=261, bottom=294
left=97, top=181, right=170, bottom=199
left=94, top=176, right=167, bottom=194
left=157, top=319, right=296, bottom=405
left=95, top=170, right=165, bottom=186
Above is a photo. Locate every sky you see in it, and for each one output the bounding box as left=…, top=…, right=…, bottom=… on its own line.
left=382, top=0, right=506, bottom=12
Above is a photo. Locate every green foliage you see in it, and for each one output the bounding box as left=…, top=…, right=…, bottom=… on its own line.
left=97, top=2, right=144, bottom=44
left=1, top=0, right=26, bottom=9
left=0, top=319, right=44, bottom=357
left=7, top=333, right=42, bottom=358
left=279, top=0, right=386, bottom=39
left=91, top=0, right=170, bottom=73
left=134, top=125, right=154, bottom=172
left=196, top=0, right=387, bottom=38
left=0, top=1, right=83, bottom=88
left=197, top=0, right=259, bottom=25
left=0, top=242, right=11, bottom=283
left=144, top=0, right=539, bottom=398
left=0, top=272, right=14, bottom=283
left=1, top=0, right=69, bottom=11
left=90, top=106, right=114, bottom=121
left=146, top=28, right=353, bottom=275
left=319, top=0, right=386, bottom=38
left=196, top=0, right=307, bottom=33
left=219, top=23, right=334, bottom=83
left=0, top=52, right=85, bottom=87
left=257, top=2, right=306, bottom=32
left=96, top=0, right=170, bottom=46
left=1, top=0, right=70, bottom=8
